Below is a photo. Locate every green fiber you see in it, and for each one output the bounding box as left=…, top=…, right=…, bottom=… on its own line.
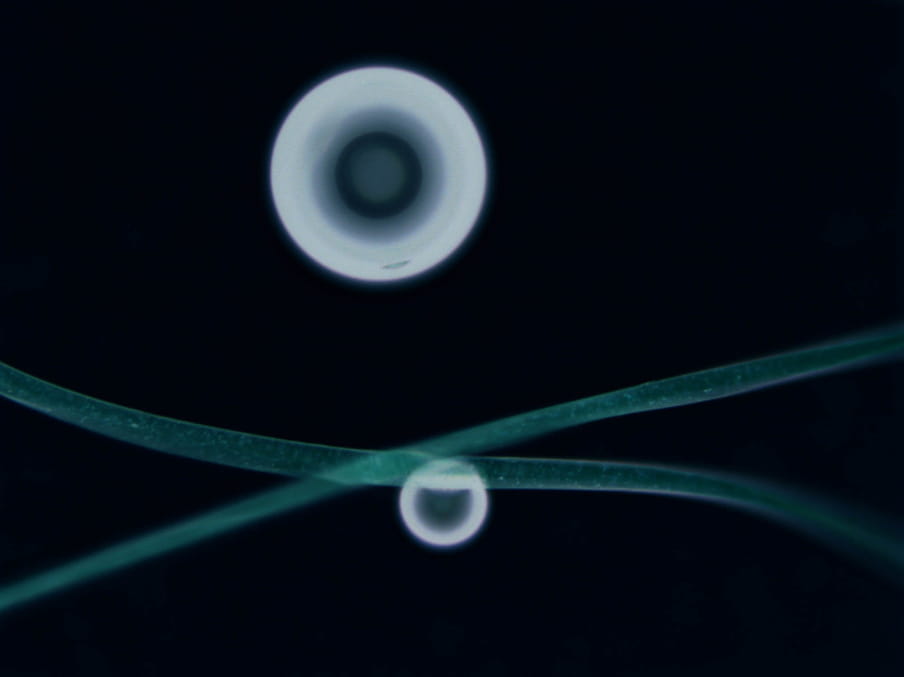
left=2, top=323, right=901, bottom=478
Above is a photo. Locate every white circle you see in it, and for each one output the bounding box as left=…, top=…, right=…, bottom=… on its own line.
left=269, top=66, right=488, bottom=284
left=398, top=458, right=489, bottom=548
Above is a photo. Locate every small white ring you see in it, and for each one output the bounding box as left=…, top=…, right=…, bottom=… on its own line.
left=398, top=458, right=489, bottom=548
left=269, top=66, right=488, bottom=284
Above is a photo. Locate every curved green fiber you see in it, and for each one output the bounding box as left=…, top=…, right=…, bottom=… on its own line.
left=472, top=457, right=904, bottom=586
left=1, top=452, right=901, bottom=615
left=0, top=446, right=429, bottom=616
left=0, top=477, right=346, bottom=616
left=0, top=360, right=372, bottom=477
left=401, top=322, right=904, bottom=457
left=2, top=322, right=903, bottom=478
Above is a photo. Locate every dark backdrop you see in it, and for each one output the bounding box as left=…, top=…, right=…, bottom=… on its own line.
left=0, top=2, right=902, bottom=675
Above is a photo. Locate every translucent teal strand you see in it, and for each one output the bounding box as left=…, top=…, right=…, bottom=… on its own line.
left=1, top=453, right=901, bottom=616
left=473, top=457, right=904, bottom=587
left=2, top=323, right=901, bottom=478
left=0, top=359, right=372, bottom=477
left=399, top=322, right=904, bottom=458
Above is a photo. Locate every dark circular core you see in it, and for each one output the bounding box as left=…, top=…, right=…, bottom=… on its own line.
left=333, top=132, right=423, bottom=219
left=414, top=489, right=473, bottom=531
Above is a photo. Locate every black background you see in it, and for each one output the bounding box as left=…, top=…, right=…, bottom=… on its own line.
left=1, top=2, right=902, bottom=675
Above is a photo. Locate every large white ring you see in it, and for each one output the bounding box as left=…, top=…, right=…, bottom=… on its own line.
left=269, top=66, right=488, bottom=284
